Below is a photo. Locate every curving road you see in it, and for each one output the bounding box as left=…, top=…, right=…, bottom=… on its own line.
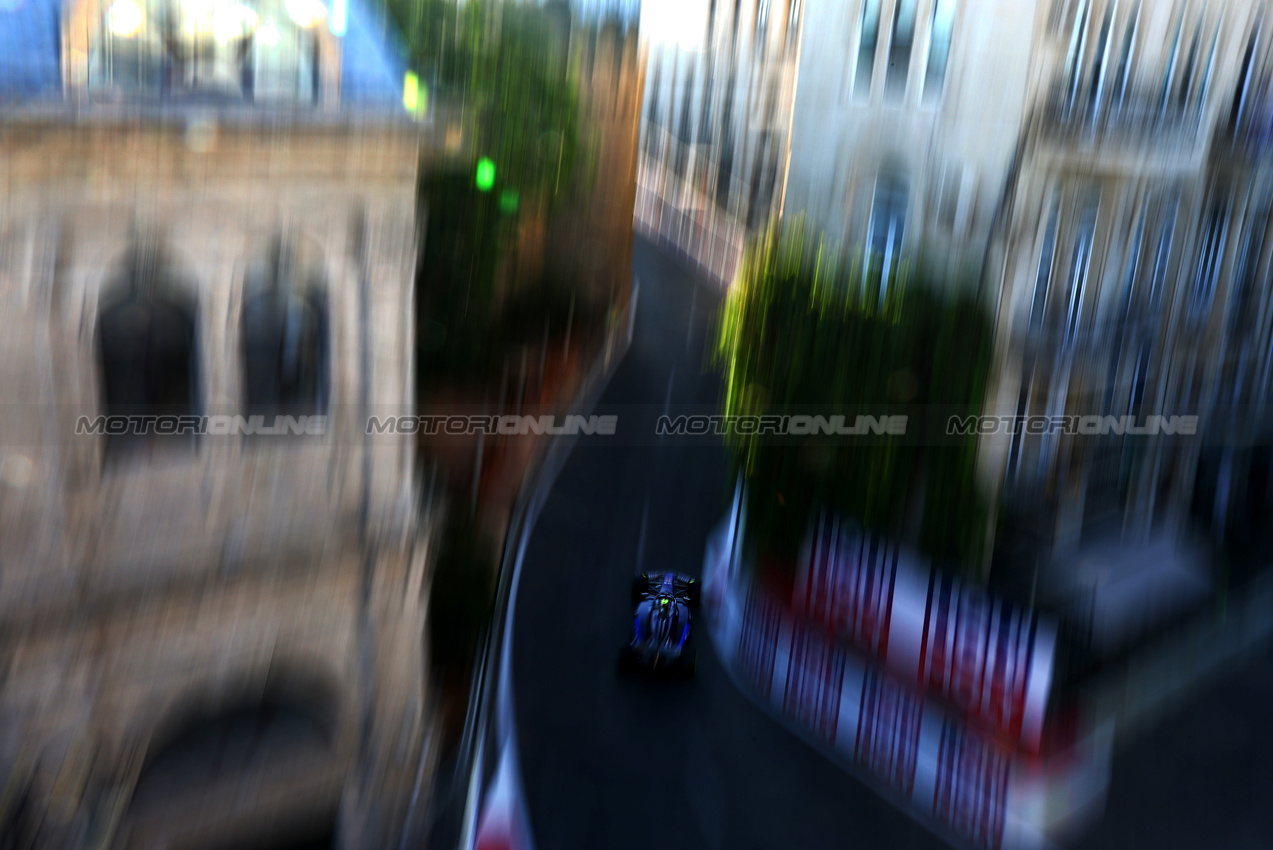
left=508, top=236, right=1273, bottom=850
left=510, top=238, right=944, bottom=850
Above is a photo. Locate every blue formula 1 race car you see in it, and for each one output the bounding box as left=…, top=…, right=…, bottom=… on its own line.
left=618, top=571, right=701, bottom=678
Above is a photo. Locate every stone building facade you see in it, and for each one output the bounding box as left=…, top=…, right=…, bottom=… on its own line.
left=985, top=0, right=1273, bottom=559
left=639, top=0, right=802, bottom=246
left=0, top=0, right=437, bottom=847
left=783, top=0, right=1033, bottom=280
left=780, top=0, right=1273, bottom=647
left=546, top=5, right=643, bottom=314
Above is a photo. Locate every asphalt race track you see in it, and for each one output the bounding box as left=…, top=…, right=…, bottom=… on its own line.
left=510, top=237, right=945, bottom=850
left=509, top=236, right=1273, bottom=850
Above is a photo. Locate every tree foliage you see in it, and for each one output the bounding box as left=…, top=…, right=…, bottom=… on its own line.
left=384, top=0, right=584, bottom=214
left=384, top=0, right=591, bottom=390
left=715, top=218, right=995, bottom=575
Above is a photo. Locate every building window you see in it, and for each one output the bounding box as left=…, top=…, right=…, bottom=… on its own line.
left=1190, top=202, right=1229, bottom=324
left=1159, top=12, right=1184, bottom=111
left=241, top=238, right=329, bottom=418
left=1229, top=206, right=1268, bottom=336
left=646, top=58, right=663, bottom=126
left=86, top=0, right=324, bottom=102
left=716, top=131, right=735, bottom=209
left=677, top=62, right=697, bottom=150
left=1120, top=208, right=1146, bottom=317
left=698, top=70, right=715, bottom=144
left=1232, top=27, right=1260, bottom=131
left=885, top=0, right=917, bottom=99
left=1196, top=25, right=1220, bottom=112
left=1112, top=3, right=1139, bottom=107
left=1087, top=3, right=1113, bottom=110
left=1062, top=0, right=1090, bottom=112
left=1029, top=198, right=1061, bottom=333
left=936, top=165, right=961, bottom=231
left=97, top=242, right=200, bottom=457
left=1064, top=202, right=1097, bottom=347
left=746, top=133, right=778, bottom=230
left=855, top=0, right=881, bottom=99
left=1147, top=200, right=1177, bottom=306
left=1129, top=338, right=1151, bottom=417
left=1104, top=210, right=1145, bottom=412
left=865, top=172, right=908, bottom=302
left=1006, top=368, right=1032, bottom=481
left=1175, top=13, right=1204, bottom=108
left=923, top=0, right=955, bottom=102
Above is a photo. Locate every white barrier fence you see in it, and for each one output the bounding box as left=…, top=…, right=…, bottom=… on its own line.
left=702, top=491, right=1113, bottom=850
left=794, top=515, right=1058, bottom=753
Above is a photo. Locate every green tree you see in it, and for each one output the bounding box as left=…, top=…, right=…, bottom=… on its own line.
left=386, top=0, right=589, bottom=388
left=383, top=0, right=583, bottom=214
left=715, top=219, right=993, bottom=576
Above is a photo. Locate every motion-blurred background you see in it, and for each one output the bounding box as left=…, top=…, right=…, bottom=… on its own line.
left=2, top=1, right=1272, bottom=849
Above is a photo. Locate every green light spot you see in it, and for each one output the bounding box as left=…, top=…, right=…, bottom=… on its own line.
left=499, top=188, right=519, bottom=215
left=475, top=158, right=496, bottom=192
left=403, top=72, right=419, bottom=113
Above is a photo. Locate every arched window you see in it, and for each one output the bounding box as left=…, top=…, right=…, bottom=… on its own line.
left=97, top=241, right=200, bottom=455
left=86, top=0, right=328, bottom=102
left=127, top=689, right=339, bottom=850
left=241, top=237, right=329, bottom=417
left=865, top=170, right=908, bottom=300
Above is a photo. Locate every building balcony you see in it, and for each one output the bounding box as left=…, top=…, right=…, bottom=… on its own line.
left=1033, top=80, right=1204, bottom=163
left=1010, top=308, right=1163, bottom=364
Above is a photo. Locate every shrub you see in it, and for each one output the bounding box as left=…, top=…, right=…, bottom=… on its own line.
left=715, top=218, right=994, bottom=576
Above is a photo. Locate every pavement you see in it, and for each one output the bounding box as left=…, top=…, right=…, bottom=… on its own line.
left=506, top=235, right=1273, bottom=850
left=1077, top=641, right=1273, bottom=850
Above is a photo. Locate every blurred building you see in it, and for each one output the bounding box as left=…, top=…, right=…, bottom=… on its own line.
left=984, top=0, right=1273, bottom=654
left=0, top=1, right=436, bottom=848
left=545, top=3, right=643, bottom=314
left=636, top=0, right=802, bottom=285
left=783, top=0, right=1034, bottom=279
left=775, top=0, right=1273, bottom=656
